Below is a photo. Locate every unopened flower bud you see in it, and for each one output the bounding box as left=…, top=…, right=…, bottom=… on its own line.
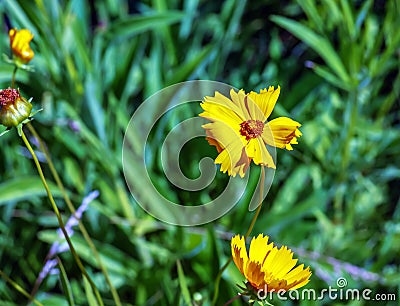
left=0, top=88, right=32, bottom=127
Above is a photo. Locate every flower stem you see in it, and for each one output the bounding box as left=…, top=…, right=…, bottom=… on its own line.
left=212, top=166, right=265, bottom=305
left=20, top=128, right=104, bottom=306
left=0, top=269, right=44, bottom=306
left=245, top=165, right=265, bottom=238
left=212, top=257, right=232, bottom=305
left=11, top=66, right=18, bottom=88
left=26, top=123, right=122, bottom=306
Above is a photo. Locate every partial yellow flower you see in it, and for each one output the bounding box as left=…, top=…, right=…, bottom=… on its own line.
left=9, top=28, right=34, bottom=64
left=199, top=86, right=301, bottom=177
left=231, top=234, right=312, bottom=292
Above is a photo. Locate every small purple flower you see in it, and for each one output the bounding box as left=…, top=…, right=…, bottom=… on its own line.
left=34, top=190, right=99, bottom=290
left=68, top=120, right=81, bottom=133
left=305, top=60, right=316, bottom=69
left=293, top=247, right=382, bottom=284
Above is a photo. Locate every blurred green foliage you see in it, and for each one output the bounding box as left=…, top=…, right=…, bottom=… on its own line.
left=0, top=0, right=399, bottom=305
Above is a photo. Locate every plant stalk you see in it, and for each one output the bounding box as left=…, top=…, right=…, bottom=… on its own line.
left=11, top=66, right=18, bottom=88
left=212, top=166, right=265, bottom=305
left=26, top=123, right=122, bottom=306
left=0, top=269, right=44, bottom=306
left=245, top=166, right=265, bottom=238
left=20, top=128, right=104, bottom=306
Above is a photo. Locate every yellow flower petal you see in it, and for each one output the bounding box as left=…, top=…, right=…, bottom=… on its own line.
left=200, top=91, right=246, bottom=124
left=243, top=94, right=265, bottom=122
left=214, top=145, right=249, bottom=178
left=248, top=234, right=273, bottom=263
left=230, top=89, right=251, bottom=120
left=231, top=234, right=312, bottom=292
left=245, top=137, right=276, bottom=168
left=205, top=130, right=223, bottom=153
left=288, top=267, right=312, bottom=290
left=262, top=117, right=302, bottom=150
left=244, top=261, right=266, bottom=289
left=231, top=234, right=248, bottom=275
left=200, top=85, right=301, bottom=177
left=9, top=28, right=34, bottom=64
left=199, top=102, right=243, bottom=130
left=203, top=121, right=250, bottom=177
left=247, top=86, right=280, bottom=120
left=267, top=246, right=297, bottom=279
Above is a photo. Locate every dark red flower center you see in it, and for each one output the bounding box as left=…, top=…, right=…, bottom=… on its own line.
left=0, top=88, right=19, bottom=107
left=240, top=120, right=264, bottom=140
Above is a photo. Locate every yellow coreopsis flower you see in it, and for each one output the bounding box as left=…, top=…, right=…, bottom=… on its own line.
left=199, top=86, right=302, bottom=177
left=9, top=28, right=35, bottom=64
left=231, top=234, right=311, bottom=293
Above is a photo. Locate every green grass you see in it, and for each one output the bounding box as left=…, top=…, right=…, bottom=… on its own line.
left=0, top=0, right=399, bottom=305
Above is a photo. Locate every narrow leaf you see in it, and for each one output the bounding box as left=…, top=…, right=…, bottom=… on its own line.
left=271, top=15, right=350, bottom=83
left=166, top=45, right=212, bottom=86
left=177, top=260, right=193, bottom=306
left=57, top=258, right=75, bottom=306
left=105, top=12, right=185, bottom=41
left=83, top=276, right=99, bottom=306
left=0, top=177, right=61, bottom=205
left=310, top=63, right=351, bottom=90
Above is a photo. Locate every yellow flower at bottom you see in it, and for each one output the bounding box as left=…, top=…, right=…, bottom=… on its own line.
left=231, top=234, right=311, bottom=292
left=9, top=28, right=34, bottom=64
left=199, top=86, right=302, bottom=177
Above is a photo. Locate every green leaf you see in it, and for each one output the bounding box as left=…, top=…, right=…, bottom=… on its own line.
left=84, top=74, right=107, bottom=146
left=38, top=231, right=139, bottom=279
left=0, top=177, right=61, bottom=205
left=179, top=0, right=199, bottom=38
left=340, top=0, right=355, bottom=38
left=83, top=277, right=99, bottom=306
left=4, top=0, right=37, bottom=33
left=152, top=0, right=178, bottom=65
left=297, top=0, right=324, bottom=33
left=310, top=62, right=351, bottom=90
left=166, top=45, right=213, bottom=86
left=57, top=258, right=75, bottom=306
left=271, top=15, right=350, bottom=84
left=0, top=127, right=11, bottom=137
left=177, top=260, right=193, bottom=306
left=104, top=12, right=185, bottom=41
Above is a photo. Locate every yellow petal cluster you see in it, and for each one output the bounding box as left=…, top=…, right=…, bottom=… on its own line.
left=199, top=86, right=301, bottom=177
left=231, top=234, right=312, bottom=292
left=9, top=28, right=35, bottom=64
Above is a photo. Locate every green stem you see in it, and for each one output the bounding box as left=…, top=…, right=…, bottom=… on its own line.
left=0, top=269, right=44, bottom=306
left=212, top=166, right=265, bottom=305
left=212, top=257, right=232, bottom=306
left=11, top=66, right=18, bottom=88
left=245, top=166, right=265, bottom=238
left=26, top=123, right=122, bottom=306
left=20, top=128, right=104, bottom=306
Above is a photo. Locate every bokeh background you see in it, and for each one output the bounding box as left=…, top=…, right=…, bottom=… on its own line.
left=0, top=0, right=399, bottom=305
